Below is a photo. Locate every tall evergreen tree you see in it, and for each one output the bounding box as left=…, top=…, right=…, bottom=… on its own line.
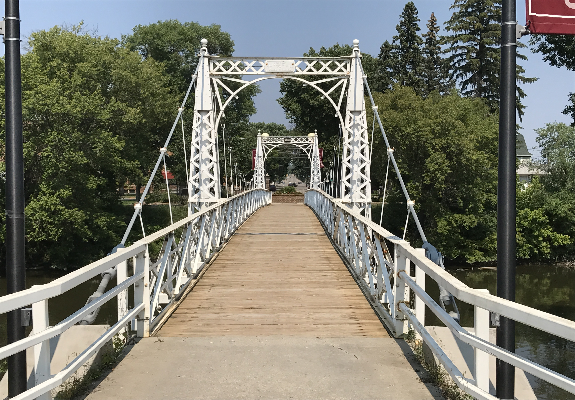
left=373, top=40, right=397, bottom=93
left=444, top=0, right=501, bottom=107
left=393, top=2, right=425, bottom=92
left=375, top=2, right=425, bottom=95
left=444, top=0, right=536, bottom=120
left=421, top=12, right=452, bottom=95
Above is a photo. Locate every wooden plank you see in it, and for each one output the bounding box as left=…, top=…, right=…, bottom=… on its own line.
left=158, top=203, right=388, bottom=338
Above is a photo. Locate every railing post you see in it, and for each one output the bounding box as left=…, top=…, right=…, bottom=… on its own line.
left=475, top=288, right=490, bottom=393
left=135, top=248, right=150, bottom=338
left=117, top=257, right=128, bottom=336
left=32, top=298, right=51, bottom=400
left=393, top=244, right=409, bottom=337
left=414, top=248, right=426, bottom=338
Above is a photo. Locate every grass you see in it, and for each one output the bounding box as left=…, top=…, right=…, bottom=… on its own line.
left=405, top=329, right=473, bottom=400
left=54, top=334, right=127, bottom=400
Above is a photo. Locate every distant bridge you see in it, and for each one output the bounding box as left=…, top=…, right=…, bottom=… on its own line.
left=1, top=40, right=574, bottom=400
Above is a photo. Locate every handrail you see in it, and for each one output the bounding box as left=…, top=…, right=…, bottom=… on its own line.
left=0, top=188, right=271, bottom=400
left=305, top=188, right=575, bottom=398
left=0, top=272, right=143, bottom=361
left=0, top=190, right=267, bottom=315
left=307, top=189, right=575, bottom=341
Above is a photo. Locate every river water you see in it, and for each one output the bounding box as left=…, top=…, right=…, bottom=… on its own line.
left=1, top=264, right=574, bottom=399
left=426, top=264, right=575, bottom=399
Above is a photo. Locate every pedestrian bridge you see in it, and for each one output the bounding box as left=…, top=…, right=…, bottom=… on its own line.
left=1, top=190, right=574, bottom=399
left=2, top=39, right=575, bottom=399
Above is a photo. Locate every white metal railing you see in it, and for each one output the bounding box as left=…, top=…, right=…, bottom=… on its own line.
left=305, top=189, right=575, bottom=400
left=0, top=189, right=271, bottom=400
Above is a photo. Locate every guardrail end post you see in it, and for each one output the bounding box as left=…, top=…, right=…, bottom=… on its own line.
left=475, top=288, right=490, bottom=393
left=117, top=258, right=128, bottom=337
left=414, top=248, right=426, bottom=340
left=393, top=245, right=409, bottom=337
left=135, top=248, right=150, bottom=338
left=32, top=298, right=52, bottom=400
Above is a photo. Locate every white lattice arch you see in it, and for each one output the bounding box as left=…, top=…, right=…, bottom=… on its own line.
left=190, top=40, right=370, bottom=216
left=213, top=76, right=345, bottom=136
left=253, top=133, right=321, bottom=189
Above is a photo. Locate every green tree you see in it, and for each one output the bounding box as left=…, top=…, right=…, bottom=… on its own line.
left=0, top=25, right=175, bottom=270
left=516, top=179, right=571, bottom=260
left=392, top=2, right=425, bottom=92
left=421, top=12, right=453, bottom=95
left=444, top=0, right=536, bottom=119
left=536, top=122, right=575, bottom=193
left=278, top=43, right=378, bottom=174
left=375, top=2, right=425, bottom=95
left=368, top=85, right=499, bottom=263
left=373, top=40, right=397, bottom=93
left=123, top=20, right=260, bottom=193
left=513, top=123, right=575, bottom=260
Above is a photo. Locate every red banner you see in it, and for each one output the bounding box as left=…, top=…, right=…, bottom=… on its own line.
left=252, top=149, right=256, bottom=170
left=527, top=0, right=575, bottom=34
left=319, top=148, right=324, bottom=168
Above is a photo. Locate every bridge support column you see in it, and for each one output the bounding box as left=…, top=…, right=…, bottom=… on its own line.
left=310, top=131, right=321, bottom=189
left=341, top=40, right=371, bottom=217
left=189, top=39, right=220, bottom=211
left=135, top=247, right=150, bottom=338
left=393, top=244, right=409, bottom=337
left=254, top=132, right=265, bottom=189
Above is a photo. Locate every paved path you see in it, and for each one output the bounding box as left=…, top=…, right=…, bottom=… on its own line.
left=85, top=204, right=442, bottom=399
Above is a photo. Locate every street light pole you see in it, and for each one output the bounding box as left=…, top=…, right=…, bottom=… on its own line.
left=497, top=0, right=516, bottom=398
left=229, top=147, right=233, bottom=196
left=4, top=0, right=27, bottom=396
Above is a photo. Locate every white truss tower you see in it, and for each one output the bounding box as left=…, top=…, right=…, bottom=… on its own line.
left=341, top=40, right=371, bottom=217
left=188, top=39, right=220, bottom=212
left=254, top=133, right=265, bottom=189
left=188, top=38, right=370, bottom=213
left=310, top=133, right=321, bottom=189
left=256, top=133, right=321, bottom=189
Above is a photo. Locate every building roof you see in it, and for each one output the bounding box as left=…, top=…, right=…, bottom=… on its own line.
left=516, top=133, right=532, bottom=158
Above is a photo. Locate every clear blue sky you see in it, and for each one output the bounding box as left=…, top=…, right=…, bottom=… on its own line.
left=1, top=0, right=572, bottom=156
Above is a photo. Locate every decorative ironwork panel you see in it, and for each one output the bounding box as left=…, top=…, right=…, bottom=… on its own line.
left=210, top=57, right=350, bottom=75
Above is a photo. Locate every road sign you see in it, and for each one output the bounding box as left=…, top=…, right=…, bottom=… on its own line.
left=527, top=0, right=575, bottom=34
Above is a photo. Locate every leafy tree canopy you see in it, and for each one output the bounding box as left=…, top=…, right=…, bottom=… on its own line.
left=369, top=86, right=499, bottom=263
left=278, top=43, right=377, bottom=175
left=0, top=24, right=176, bottom=270
left=123, top=20, right=260, bottom=189
left=443, top=0, right=536, bottom=119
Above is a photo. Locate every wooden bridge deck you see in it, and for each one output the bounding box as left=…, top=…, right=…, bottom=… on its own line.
left=157, top=203, right=387, bottom=338
left=86, top=203, right=441, bottom=400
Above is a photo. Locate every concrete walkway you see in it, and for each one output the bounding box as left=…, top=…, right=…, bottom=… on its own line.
left=84, top=204, right=442, bottom=399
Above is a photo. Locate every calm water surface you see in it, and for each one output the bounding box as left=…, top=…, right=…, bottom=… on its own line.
left=1, top=264, right=574, bottom=399
left=427, top=264, right=575, bottom=400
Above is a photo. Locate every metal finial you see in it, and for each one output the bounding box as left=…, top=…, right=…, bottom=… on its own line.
left=353, top=39, right=359, bottom=49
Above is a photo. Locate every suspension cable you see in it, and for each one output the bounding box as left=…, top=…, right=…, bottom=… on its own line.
left=379, top=151, right=391, bottom=226
left=358, top=60, right=427, bottom=243
left=162, top=152, right=174, bottom=225
left=402, top=203, right=411, bottom=240
left=181, top=116, right=189, bottom=187
left=222, top=121, right=229, bottom=198
left=121, top=60, right=201, bottom=246
left=370, top=107, right=376, bottom=160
